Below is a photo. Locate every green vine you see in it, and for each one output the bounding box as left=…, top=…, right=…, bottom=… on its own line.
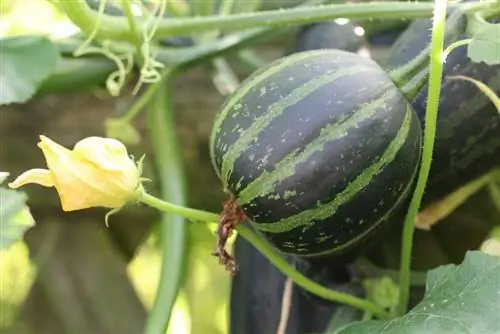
left=145, top=70, right=189, bottom=334
left=71, top=0, right=134, bottom=96
left=136, top=191, right=392, bottom=320
left=58, top=0, right=494, bottom=42
left=396, top=0, right=448, bottom=316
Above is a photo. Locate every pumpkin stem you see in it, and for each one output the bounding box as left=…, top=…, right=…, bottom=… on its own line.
left=212, top=195, right=247, bottom=275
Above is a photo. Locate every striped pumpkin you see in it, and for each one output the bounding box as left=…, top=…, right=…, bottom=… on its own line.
left=210, top=49, right=422, bottom=258
left=291, top=20, right=365, bottom=54
left=386, top=18, right=500, bottom=205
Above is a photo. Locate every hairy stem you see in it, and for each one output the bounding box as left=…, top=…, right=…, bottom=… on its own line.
left=137, top=191, right=392, bottom=320
left=120, top=1, right=141, bottom=45
left=236, top=224, right=392, bottom=320
left=138, top=191, right=220, bottom=223
left=397, top=0, right=447, bottom=317
left=58, top=0, right=491, bottom=42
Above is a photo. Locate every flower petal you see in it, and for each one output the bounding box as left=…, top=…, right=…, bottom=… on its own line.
left=12, top=135, right=142, bottom=213
left=38, top=135, right=74, bottom=159
left=74, top=137, right=132, bottom=171
left=8, top=168, right=55, bottom=188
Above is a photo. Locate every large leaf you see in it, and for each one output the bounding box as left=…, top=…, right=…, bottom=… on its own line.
left=467, top=23, right=500, bottom=66
left=0, top=173, right=35, bottom=251
left=0, top=35, right=59, bottom=105
left=334, top=251, right=500, bottom=334
left=467, top=14, right=500, bottom=66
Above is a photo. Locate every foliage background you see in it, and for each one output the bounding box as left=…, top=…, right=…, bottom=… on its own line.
left=0, top=1, right=267, bottom=333
left=2, top=0, right=500, bottom=333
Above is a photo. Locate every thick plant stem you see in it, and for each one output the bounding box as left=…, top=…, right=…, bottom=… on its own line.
left=58, top=0, right=490, bottom=42
left=144, top=75, right=189, bottom=334
left=138, top=191, right=220, bottom=223
left=233, top=226, right=392, bottom=319
left=119, top=0, right=146, bottom=67
left=120, top=1, right=141, bottom=45
left=137, top=192, right=392, bottom=320
left=397, top=0, right=447, bottom=317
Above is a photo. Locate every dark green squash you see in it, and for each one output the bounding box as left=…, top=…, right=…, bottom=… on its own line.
left=228, top=31, right=386, bottom=334
left=385, top=17, right=500, bottom=205
left=291, top=20, right=366, bottom=54
left=210, top=49, right=422, bottom=258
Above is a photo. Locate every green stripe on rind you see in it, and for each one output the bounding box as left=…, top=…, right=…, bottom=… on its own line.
left=220, top=64, right=380, bottom=188
left=209, top=49, right=344, bottom=170
left=439, top=71, right=500, bottom=137
left=253, top=103, right=413, bottom=234
left=454, top=136, right=500, bottom=168
left=288, top=118, right=419, bottom=258
left=236, top=86, right=398, bottom=206
left=429, top=135, right=500, bottom=186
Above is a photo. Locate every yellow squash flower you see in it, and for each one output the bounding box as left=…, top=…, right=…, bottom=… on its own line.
left=8, top=135, right=144, bottom=212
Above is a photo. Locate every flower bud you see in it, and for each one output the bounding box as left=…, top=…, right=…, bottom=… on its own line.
left=9, top=135, right=143, bottom=212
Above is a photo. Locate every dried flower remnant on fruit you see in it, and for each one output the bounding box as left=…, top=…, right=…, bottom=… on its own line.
left=8, top=135, right=144, bottom=212
left=213, top=195, right=247, bottom=275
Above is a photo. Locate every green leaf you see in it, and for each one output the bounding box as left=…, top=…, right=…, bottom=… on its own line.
left=0, top=35, right=59, bottom=105
left=325, top=304, right=363, bottom=333
left=0, top=172, right=10, bottom=184
left=0, top=187, right=35, bottom=251
left=467, top=19, right=500, bottom=65
left=0, top=172, right=35, bottom=251
left=334, top=251, right=500, bottom=334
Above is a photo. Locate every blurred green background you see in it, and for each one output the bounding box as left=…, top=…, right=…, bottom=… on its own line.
left=0, top=1, right=248, bottom=333
left=0, top=225, right=233, bottom=334
left=3, top=1, right=500, bottom=334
